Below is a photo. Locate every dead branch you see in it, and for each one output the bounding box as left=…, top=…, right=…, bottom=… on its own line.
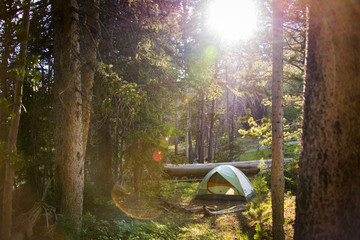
left=203, top=205, right=248, bottom=216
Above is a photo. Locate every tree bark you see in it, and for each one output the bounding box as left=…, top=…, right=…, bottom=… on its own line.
left=229, top=93, right=236, bottom=161
left=271, top=0, right=285, bottom=239
left=294, top=0, right=360, bottom=238
left=207, top=98, right=215, bottom=163
left=0, top=21, right=11, bottom=145
left=174, top=111, right=178, bottom=155
left=53, top=0, right=84, bottom=232
left=80, top=0, right=100, bottom=158
left=119, top=138, right=124, bottom=184
left=198, top=91, right=205, bottom=163
left=187, top=101, right=193, bottom=163
left=0, top=14, right=11, bottom=240
left=1, top=2, right=30, bottom=239
left=114, top=118, right=120, bottom=183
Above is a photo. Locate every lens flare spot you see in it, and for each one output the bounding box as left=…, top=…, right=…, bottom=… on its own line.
left=205, top=45, right=218, bottom=59
left=152, top=150, right=163, bottom=162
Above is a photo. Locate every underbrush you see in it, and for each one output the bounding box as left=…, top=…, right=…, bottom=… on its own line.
left=81, top=213, right=181, bottom=240
left=160, top=181, right=198, bottom=203
left=79, top=159, right=297, bottom=240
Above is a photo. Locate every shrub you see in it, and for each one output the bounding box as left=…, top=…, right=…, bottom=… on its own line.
left=247, top=161, right=271, bottom=239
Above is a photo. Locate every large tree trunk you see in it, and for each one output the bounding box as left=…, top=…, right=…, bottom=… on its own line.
left=271, top=0, right=285, bottom=239
left=294, top=0, right=360, bottom=238
left=1, top=2, right=30, bottom=239
left=80, top=0, right=100, bottom=158
left=53, top=0, right=84, bottom=232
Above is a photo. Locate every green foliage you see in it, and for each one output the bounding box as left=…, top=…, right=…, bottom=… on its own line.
left=236, top=229, right=250, bottom=240
left=262, top=159, right=299, bottom=193
left=81, top=212, right=180, bottom=240
left=239, top=94, right=303, bottom=146
left=81, top=212, right=122, bottom=240
left=247, top=161, right=271, bottom=239
left=58, top=216, right=82, bottom=239
left=214, top=134, right=245, bottom=162
left=177, top=222, right=218, bottom=240
left=283, top=159, right=299, bottom=193
left=254, top=222, right=268, bottom=240
left=160, top=181, right=198, bottom=203
left=165, top=151, right=188, bottom=164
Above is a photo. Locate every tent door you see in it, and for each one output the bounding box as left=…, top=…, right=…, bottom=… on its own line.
left=206, top=173, right=239, bottom=195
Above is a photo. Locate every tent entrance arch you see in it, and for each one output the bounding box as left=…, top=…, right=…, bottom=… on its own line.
left=195, top=165, right=255, bottom=201
left=207, top=172, right=239, bottom=195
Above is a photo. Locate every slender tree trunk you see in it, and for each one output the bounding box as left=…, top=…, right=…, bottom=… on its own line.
left=1, top=2, right=30, bottom=239
left=198, top=91, right=205, bottom=163
left=185, top=112, right=189, bottom=160
left=187, top=101, right=193, bottom=163
left=133, top=140, right=142, bottom=198
left=0, top=14, right=11, bottom=238
left=0, top=19, right=11, bottom=210
left=223, top=62, right=232, bottom=159
left=207, top=98, right=215, bottom=163
left=229, top=93, right=236, bottom=161
left=295, top=0, right=360, bottom=238
left=53, top=0, right=84, bottom=232
left=119, top=138, right=124, bottom=184
left=271, top=0, right=285, bottom=239
left=114, top=118, right=120, bottom=183
left=208, top=61, right=219, bottom=163
left=0, top=17, right=11, bottom=105
left=225, top=64, right=232, bottom=159
left=80, top=0, right=100, bottom=158
left=174, top=111, right=178, bottom=155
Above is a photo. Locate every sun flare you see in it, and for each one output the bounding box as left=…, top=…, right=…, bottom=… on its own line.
left=206, top=0, right=258, bottom=42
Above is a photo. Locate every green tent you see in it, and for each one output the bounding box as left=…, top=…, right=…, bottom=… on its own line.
left=195, top=165, right=255, bottom=201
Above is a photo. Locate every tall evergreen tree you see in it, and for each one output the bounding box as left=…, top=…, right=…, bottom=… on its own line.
left=295, top=0, right=360, bottom=238
left=53, top=0, right=84, bottom=232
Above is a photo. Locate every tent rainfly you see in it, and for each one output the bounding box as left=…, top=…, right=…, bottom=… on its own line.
left=195, top=165, right=255, bottom=201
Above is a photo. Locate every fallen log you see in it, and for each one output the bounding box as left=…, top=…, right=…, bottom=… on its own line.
left=164, top=158, right=293, bottom=178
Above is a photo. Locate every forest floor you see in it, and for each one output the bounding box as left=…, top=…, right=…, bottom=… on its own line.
left=97, top=180, right=296, bottom=240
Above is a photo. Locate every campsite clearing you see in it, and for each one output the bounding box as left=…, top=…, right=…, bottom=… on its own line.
left=101, top=179, right=296, bottom=240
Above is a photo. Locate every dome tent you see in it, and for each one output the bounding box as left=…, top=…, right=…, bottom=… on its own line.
left=195, top=165, right=255, bottom=201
